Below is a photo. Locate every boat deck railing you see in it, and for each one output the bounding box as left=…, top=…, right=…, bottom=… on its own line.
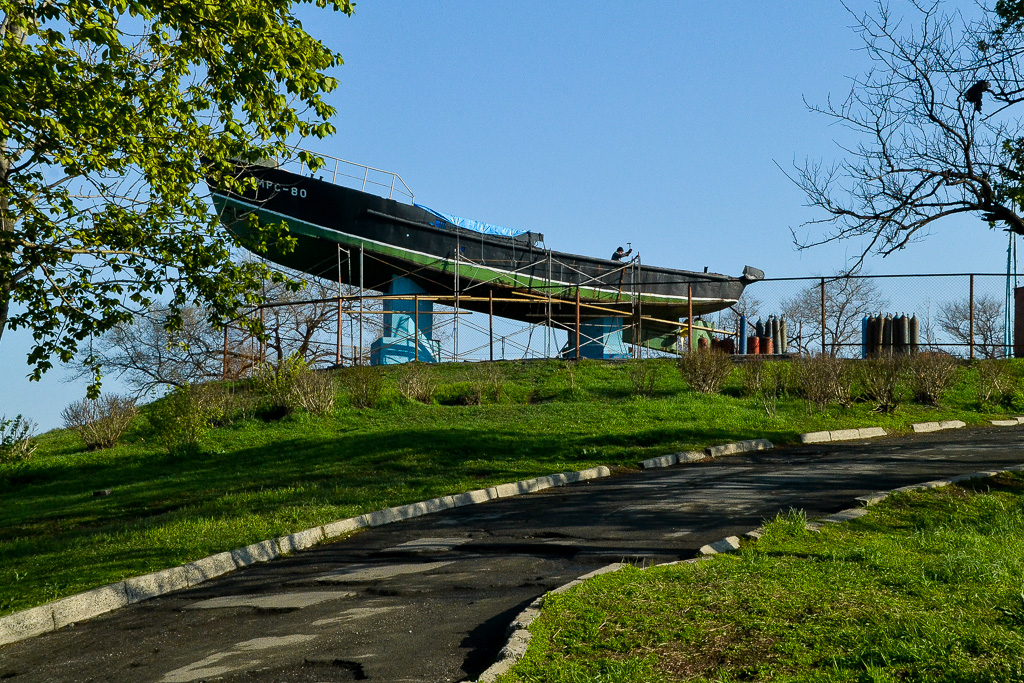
left=275, top=147, right=415, bottom=203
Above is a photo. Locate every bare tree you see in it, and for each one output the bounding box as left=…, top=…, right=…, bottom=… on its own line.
left=790, top=2, right=1024, bottom=267
left=937, top=293, right=1005, bottom=357
left=782, top=275, right=888, bottom=357
left=72, top=268, right=381, bottom=395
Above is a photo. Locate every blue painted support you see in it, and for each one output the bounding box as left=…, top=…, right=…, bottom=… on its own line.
left=738, top=316, right=747, bottom=355
left=561, top=317, right=632, bottom=359
left=370, top=277, right=441, bottom=365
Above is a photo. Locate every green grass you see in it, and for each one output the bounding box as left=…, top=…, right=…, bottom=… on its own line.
left=1, top=358, right=1023, bottom=617
left=501, top=474, right=1024, bottom=682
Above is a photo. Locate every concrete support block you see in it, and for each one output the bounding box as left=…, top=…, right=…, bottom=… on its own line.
left=639, top=453, right=677, bottom=469
left=184, top=552, right=238, bottom=587
left=800, top=431, right=831, bottom=444
left=231, top=539, right=280, bottom=567
left=829, top=429, right=862, bottom=442
left=699, top=536, right=741, bottom=555
left=0, top=603, right=54, bottom=647
left=321, top=517, right=365, bottom=539
left=705, top=439, right=773, bottom=458
left=277, top=526, right=325, bottom=555
left=938, top=420, right=965, bottom=430
left=124, top=566, right=190, bottom=604
left=858, top=427, right=887, bottom=439
left=912, top=422, right=941, bottom=433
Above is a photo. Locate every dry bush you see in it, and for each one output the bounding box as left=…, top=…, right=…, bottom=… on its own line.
left=858, top=354, right=907, bottom=413
left=678, top=349, right=734, bottom=394
left=975, top=359, right=1012, bottom=405
left=907, top=351, right=959, bottom=406
left=339, top=365, right=383, bottom=408
left=741, top=358, right=789, bottom=417
left=626, top=359, right=661, bottom=397
left=289, top=369, right=337, bottom=416
left=61, top=394, right=137, bottom=450
left=397, top=363, right=437, bottom=404
left=0, top=414, right=38, bottom=462
left=475, top=363, right=507, bottom=403
left=794, top=354, right=852, bottom=410
left=250, top=354, right=307, bottom=415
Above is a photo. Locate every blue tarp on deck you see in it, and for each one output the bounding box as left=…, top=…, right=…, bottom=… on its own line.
left=415, top=204, right=529, bottom=238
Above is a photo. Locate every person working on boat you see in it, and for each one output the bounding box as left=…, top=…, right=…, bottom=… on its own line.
left=610, top=245, right=632, bottom=261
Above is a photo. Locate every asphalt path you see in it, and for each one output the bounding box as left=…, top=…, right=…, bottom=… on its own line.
left=2, top=426, right=1023, bottom=682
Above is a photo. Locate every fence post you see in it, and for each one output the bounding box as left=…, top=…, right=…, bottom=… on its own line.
left=259, top=307, right=265, bottom=365
left=820, top=278, right=827, bottom=356
left=222, top=325, right=228, bottom=380
left=969, top=273, right=975, bottom=360
left=358, top=245, right=364, bottom=365
left=414, top=294, right=420, bottom=363
left=489, top=290, right=495, bottom=362
left=687, top=284, right=693, bottom=352
left=575, top=288, right=581, bottom=359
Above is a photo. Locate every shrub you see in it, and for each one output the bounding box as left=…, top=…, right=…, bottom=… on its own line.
left=973, top=359, right=1012, bottom=406
left=0, top=414, right=38, bottom=462
left=397, top=363, right=437, bottom=403
left=250, top=354, right=306, bottom=415
left=435, top=381, right=483, bottom=406
left=475, top=362, right=508, bottom=403
left=148, top=384, right=220, bottom=454
left=793, top=354, right=852, bottom=410
left=907, top=351, right=959, bottom=406
left=339, top=365, right=383, bottom=408
left=859, top=354, right=907, bottom=413
left=61, top=394, right=137, bottom=450
left=289, top=369, right=337, bottom=416
left=678, top=349, right=733, bottom=394
left=625, top=359, right=661, bottom=397
left=741, top=358, right=789, bottom=417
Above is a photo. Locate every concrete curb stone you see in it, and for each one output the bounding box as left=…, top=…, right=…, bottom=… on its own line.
left=231, top=539, right=280, bottom=568
left=123, top=566, right=190, bottom=604
left=51, top=584, right=129, bottom=629
left=699, top=536, right=741, bottom=555
left=184, top=552, right=238, bottom=587
left=0, top=604, right=54, bottom=647
left=705, top=439, right=773, bottom=458
left=991, top=419, right=1018, bottom=426
left=639, top=453, right=677, bottom=469
left=800, top=427, right=888, bottom=444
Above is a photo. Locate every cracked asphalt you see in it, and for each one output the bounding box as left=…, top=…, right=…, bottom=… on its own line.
left=1, top=425, right=1022, bottom=682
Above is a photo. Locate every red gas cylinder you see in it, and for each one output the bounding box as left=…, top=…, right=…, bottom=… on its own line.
left=747, top=336, right=760, bottom=355
left=762, top=337, right=774, bottom=355
left=698, top=336, right=710, bottom=350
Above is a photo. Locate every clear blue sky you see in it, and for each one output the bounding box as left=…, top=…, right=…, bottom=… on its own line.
left=2, top=1, right=1010, bottom=430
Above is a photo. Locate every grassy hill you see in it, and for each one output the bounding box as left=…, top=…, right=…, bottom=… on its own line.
left=1, top=357, right=1022, bottom=617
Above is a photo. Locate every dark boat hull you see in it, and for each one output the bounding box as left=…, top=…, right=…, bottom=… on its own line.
left=210, top=164, right=760, bottom=342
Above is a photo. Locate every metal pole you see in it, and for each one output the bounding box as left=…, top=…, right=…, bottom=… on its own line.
left=259, top=307, right=265, bottom=365
left=970, top=273, right=975, bottom=359
left=489, top=290, right=494, bottom=362
left=359, top=245, right=364, bottom=365
left=455, top=237, right=460, bottom=362
left=688, top=284, right=694, bottom=352
left=575, top=288, right=581, bottom=359
left=222, top=325, right=228, bottom=380
left=336, top=245, right=343, bottom=365
left=546, top=251, right=552, bottom=358
left=820, top=277, right=827, bottom=356
left=414, top=294, right=420, bottom=362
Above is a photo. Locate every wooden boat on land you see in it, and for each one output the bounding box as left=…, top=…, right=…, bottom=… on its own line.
left=209, top=154, right=763, bottom=351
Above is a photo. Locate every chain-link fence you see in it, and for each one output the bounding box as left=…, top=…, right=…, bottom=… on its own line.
left=222, top=272, right=1023, bottom=374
